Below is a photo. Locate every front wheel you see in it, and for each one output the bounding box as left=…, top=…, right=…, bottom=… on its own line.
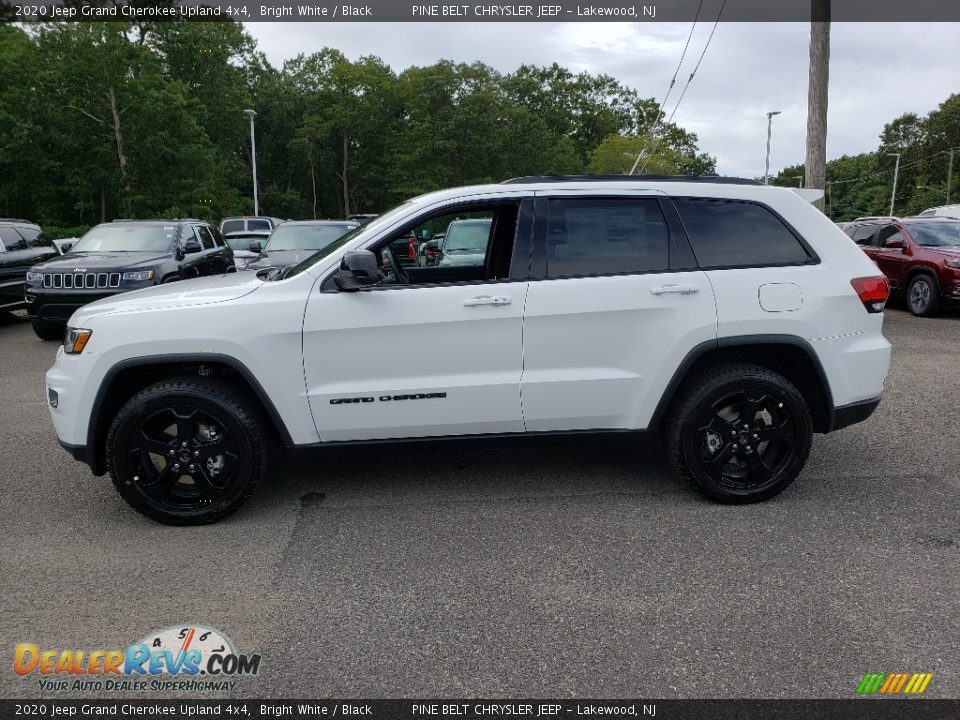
left=664, top=364, right=813, bottom=503
left=106, top=377, right=268, bottom=525
left=905, top=274, right=939, bottom=317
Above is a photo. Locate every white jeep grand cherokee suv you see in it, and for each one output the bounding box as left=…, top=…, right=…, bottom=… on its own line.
left=45, top=176, right=892, bottom=524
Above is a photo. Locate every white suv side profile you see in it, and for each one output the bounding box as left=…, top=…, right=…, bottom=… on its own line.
left=45, top=176, right=892, bottom=524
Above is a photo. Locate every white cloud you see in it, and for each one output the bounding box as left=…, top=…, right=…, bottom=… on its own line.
left=246, top=21, right=960, bottom=180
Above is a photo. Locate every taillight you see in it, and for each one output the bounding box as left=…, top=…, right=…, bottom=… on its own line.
left=851, top=276, right=890, bottom=313
left=426, top=247, right=437, bottom=257
left=407, top=236, right=416, bottom=258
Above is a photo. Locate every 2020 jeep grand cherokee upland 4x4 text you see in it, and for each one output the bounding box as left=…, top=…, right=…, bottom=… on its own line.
left=45, top=177, right=892, bottom=525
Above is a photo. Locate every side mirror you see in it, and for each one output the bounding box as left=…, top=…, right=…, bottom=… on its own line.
left=885, top=238, right=905, bottom=249
left=334, top=250, right=380, bottom=291
left=182, top=239, right=202, bottom=254
left=249, top=240, right=263, bottom=253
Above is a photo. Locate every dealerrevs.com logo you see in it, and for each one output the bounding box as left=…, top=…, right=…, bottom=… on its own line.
left=14, top=625, right=261, bottom=693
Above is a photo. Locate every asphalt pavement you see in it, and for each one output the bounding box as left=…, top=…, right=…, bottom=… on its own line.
left=0, top=302, right=957, bottom=699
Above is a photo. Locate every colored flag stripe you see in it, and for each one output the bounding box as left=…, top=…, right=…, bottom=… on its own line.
left=917, top=673, right=933, bottom=694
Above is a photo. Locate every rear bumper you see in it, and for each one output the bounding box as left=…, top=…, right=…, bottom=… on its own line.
left=829, top=396, right=881, bottom=432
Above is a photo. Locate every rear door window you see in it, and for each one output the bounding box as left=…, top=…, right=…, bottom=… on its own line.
left=544, top=197, right=670, bottom=277
left=195, top=226, right=215, bottom=250
left=674, top=198, right=812, bottom=268
left=851, top=224, right=879, bottom=246
left=0, top=226, right=27, bottom=251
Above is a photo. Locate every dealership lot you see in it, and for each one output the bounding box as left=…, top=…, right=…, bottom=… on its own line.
left=0, top=304, right=957, bottom=699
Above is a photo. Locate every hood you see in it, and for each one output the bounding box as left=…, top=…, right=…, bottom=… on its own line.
left=71, top=272, right=263, bottom=323
left=250, top=249, right=315, bottom=268
left=927, top=246, right=960, bottom=257
left=31, top=252, right=169, bottom=272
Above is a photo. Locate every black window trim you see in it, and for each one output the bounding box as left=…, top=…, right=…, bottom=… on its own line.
left=320, top=197, right=533, bottom=293
left=528, top=195, right=699, bottom=282
left=670, top=195, right=821, bottom=271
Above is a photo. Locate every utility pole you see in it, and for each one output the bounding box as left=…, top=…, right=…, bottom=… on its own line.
left=244, top=109, right=259, bottom=216
left=888, top=153, right=901, bottom=216
left=805, top=0, right=831, bottom=211
left=948, top=147, right=957, bottom=204
left=764, top=111, right=781, bottom=184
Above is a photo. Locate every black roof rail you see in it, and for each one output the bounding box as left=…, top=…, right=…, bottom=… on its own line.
left=501, top=174, right=764, bottom=186
left=0, top=218, right=34, bottom=223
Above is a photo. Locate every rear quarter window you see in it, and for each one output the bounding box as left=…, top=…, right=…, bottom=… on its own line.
left=674, top=197, right=812, bottom=268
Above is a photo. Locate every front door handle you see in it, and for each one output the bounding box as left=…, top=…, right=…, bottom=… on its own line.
left=650, top=284, right=700, bottom=296
left=463, top=295, right=512, bottom=307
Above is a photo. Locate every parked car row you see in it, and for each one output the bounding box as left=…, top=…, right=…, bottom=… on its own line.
left=5, top=214, right=362, bottom=339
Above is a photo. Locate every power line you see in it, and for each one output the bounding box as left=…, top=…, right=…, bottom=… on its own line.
left=629, top=1, right=703, bottom=175
left=825, top=149, right=951, bottom=186
left=638, top=0, right=727, bottom=174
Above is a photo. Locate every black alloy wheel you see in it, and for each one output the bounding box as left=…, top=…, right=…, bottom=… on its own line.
left=665, top=364, right=813, bottom=503
left=106, top=377, right=267, bottom=525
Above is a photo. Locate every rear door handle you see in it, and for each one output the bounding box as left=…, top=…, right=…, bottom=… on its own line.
left=650, top=284, right=700, bottom=296
left=463, top=295, right=512, bottom=307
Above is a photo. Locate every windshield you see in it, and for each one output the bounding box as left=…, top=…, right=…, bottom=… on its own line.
left=284, top=202, right=415, bottom=279
left=909, top=223, right=960, bottom=247
left=71, top=225, right=175, bottom=253
left=265, top=224, right=356, bottom=252
left=443, top=220, right=491, bottom=252
left=220, top=220, right=244, bottom=234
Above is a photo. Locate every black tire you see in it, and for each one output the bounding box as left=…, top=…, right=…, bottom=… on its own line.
left=106, top=377, right=267, bottom=525
left=905, top=273, right=940, bottom=317
left=664, top=363, right=813, bottom=504
left=31, top=317, right=65, bottom=341
left=162, top=274, right=182, bottom=284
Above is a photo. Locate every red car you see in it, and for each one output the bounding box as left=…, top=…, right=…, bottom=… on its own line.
left=844, top=216, right=960, bottom=316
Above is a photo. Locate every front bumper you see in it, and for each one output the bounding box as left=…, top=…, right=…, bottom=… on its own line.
left=26, top=288, right=128, bottom=322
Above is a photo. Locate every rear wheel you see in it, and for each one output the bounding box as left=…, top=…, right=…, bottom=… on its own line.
left=31, top=317, right=64, bottom=341
left=905, top=273, right=939, bottom=317
left=106, top=377, right=267, bottom=525
left=664, top=364, right=813, bottom=503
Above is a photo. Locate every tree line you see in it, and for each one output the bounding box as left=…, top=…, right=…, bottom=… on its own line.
left=770, top=93, right=960, bottom=221
left=0, top=19, right=715, bottom=237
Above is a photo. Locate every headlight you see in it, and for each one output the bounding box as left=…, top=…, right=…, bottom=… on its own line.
left=64, top=327, right=92, bottom=354
left=123, top=270, right=155, bottom=281
left=944, top=258, right=960, bottom=269
left=26, top=271, right=43, bottom=282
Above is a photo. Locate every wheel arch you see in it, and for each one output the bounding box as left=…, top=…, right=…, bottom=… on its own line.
left=650, top=335, right=835, bottom=434
left=905, top=265, right=940, bottom=290
left=86, top=354, right=294, bottom=475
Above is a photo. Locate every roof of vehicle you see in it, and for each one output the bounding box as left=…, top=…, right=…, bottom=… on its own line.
left=220, top=215, right=285, bottom=223
left=404, top=177, right=816, bottom=210
left=851, top=216, right=899, bottom=223
left=0, top=218, right=36, bottom=224
left=272, top=220, right=359, bottom=226
left=852, top=216, right=958, bottom=225
left=503, top=174, right=763, bottom=185
left=224, top=230, right=272, bottom=237
left=107, top=219, right=204, bottom=224
left=898, top=216, right=960, bottom=224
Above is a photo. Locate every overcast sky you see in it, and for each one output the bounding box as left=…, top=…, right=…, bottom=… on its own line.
left=246, top=21, right=960, bottom=179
